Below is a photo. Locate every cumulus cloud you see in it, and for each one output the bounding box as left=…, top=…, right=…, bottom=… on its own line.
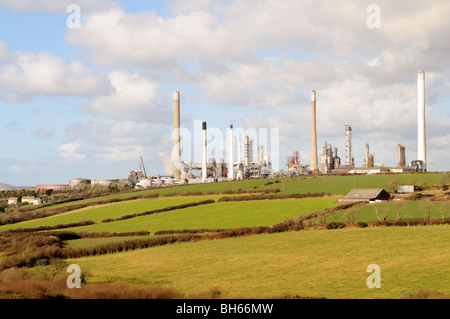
left=57, top=142, right=86, bottom=162
left=82, top=70, right=167, bottom=122
left=65, top=8, right=251, bottom=69
left=0, top=51, right=109, bottom=102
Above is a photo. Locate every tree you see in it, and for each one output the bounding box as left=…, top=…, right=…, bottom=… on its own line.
left=393, top=201, right=407, bottom=221
left=343, top=206, right=361, bottom=224
left=420, top=201, right=433, bottom=221
left=374, top=203, right=390, bottom=222
left=45, top=189, right=54, bottom=196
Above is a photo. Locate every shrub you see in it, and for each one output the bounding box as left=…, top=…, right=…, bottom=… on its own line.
left=357, top=222, right=368, bottom=228
left=325, top=222, right=346, bottom=229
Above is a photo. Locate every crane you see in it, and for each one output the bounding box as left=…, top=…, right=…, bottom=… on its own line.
left=140, top=156, right=148, bottom=179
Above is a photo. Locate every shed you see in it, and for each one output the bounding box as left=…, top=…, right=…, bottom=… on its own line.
left=397, top=185, right=415, bottom=194
left=339, top=189, right=391, bottom=203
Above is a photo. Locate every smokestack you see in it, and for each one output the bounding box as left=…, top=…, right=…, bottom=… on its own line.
left=173, top=90, right=181, bottom=180
left=237, top=133, right=242, bottom=165
left=310, top=90, right=318, bottom=173
left=365, top=143, right=369, bottom=167
left=397, top=144, right=406, bottom=167
left=228, top=125, right=234, bottom=179
left=173, top=90, right=181, bottom=164
left=245, top=135, right=250, bottom=166
left=345, top=125, right=352, bottom=166
left=418, top=71, right=426, bottom=171
left=202, top=122, right=207, bottom=180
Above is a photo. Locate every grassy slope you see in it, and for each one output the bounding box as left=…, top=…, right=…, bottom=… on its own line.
left=61, top=197, right=338, bottom=234
left=0, top=196, right=223, bottom=231
left=320, top=200, right=449, bottom=224
left=66, top=225, right=450, bottom=299
left=260, top=173, right=440, bottom=195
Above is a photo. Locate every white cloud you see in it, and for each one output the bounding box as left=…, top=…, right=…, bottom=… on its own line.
left=0, top=51, right=109, bottom=102
left=57, top=142, right=86, bottom=161
left=83, top=70, right=165, bottom=121
left=65, top=8, right=251, bottom=69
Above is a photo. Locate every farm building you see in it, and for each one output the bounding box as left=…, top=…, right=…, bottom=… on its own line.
left=339, top=189, right=391, bottom=203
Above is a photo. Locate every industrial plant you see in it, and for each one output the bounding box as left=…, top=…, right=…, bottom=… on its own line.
left=63, top=70, right=430, bottom=190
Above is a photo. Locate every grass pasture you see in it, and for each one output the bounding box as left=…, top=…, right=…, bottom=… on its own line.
left=1, top=172, right=448, bottom=299
left=313, top=200, right=450, bottom=224
left=0, top=195, right=223, bottom=231
left=66, top=224, right=450, bottom=299
left=60, top=197, right=338, bottom=235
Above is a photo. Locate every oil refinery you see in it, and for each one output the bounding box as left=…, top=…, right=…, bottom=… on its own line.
left=66, top=70, right=430, bottom=190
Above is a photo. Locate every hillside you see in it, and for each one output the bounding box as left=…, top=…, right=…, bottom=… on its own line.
left=0, top=172, right=448, bottom=299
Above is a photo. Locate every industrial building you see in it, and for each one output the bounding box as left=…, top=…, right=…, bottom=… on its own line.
left=166, top=90, right=274, bottom=184
left=65, top=69, right=431, bottom=189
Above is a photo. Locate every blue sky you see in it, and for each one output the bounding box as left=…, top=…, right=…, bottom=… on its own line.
left=0, top=0, right=449, bottom=186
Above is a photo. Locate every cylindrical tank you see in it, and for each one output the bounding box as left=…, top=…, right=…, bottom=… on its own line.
left=91, top=179, right=119, bottom=188
left=69, top=178, right=91, bottom=189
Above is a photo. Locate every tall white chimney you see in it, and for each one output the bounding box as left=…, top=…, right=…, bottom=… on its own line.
left=345, top=125, right=352, bottom=166
left=310, top=90, right=318, bottom=173
left=228, top=124, right=234, bottom=179
left=173, top=90, right=181, bottom=180
left=417, top=70, right=426, bottom=171
left=237, top=133, right=242, bottom=165
left=173, top=90, right=181, bottom=164
left=202, top=122, right=207, bottom=180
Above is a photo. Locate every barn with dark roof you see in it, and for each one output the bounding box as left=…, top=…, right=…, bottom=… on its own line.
left=338, top=189, right=391, bottom=203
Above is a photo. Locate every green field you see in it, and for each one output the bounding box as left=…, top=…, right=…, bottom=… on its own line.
left=60, top=197, right=338, bottom=234
left=1, top=173, right=448, bottom=299
left=0, top=195, right=223, bottom=231
left=64, top=225, right=450, bottom=299
left=320, top=200, right=449, bottom=224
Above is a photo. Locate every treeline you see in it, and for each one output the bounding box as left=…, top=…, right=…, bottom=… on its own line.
left=54, top=223, right=304, bottom=259
left=2, top=220, right=95, bottom=234
left=0, top=193, right=159, bottom=226
left=218, top=192, right=329, bottom=203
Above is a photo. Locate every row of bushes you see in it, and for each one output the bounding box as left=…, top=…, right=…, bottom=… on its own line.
left=0, top=222, right=303, bottom=265
left=154, top=229, right=226, bottom=235
left=41, top=230, right=151, bottom=240
left=325, top=217, right=450, bottom=230
left=100, top=199, right=216, bottom=223
left=3, top=220, right=95, bottom=234
left=217, top=192, right=329, bottom=203
left=60, top=223, right=304, bottom=259
left=372, top=217, right=450, bottom=227
left=0, top=193, right=160, bottom=226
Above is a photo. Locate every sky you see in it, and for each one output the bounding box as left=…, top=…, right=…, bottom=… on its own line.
left=0, top=0, right=449, bottom=186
